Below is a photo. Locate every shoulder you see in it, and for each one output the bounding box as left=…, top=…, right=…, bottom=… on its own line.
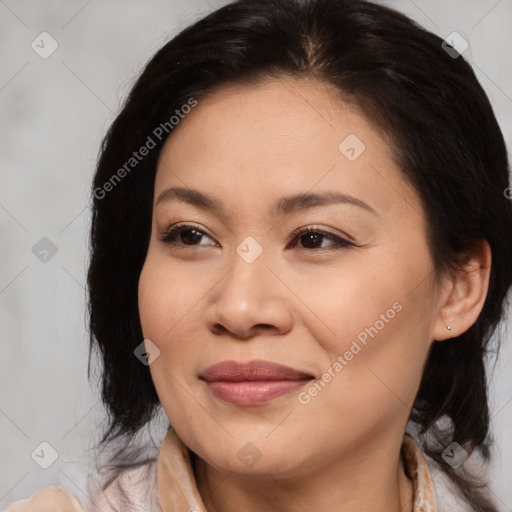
left=402, top=433, right=493, bottom=512
left=424, top=448, right=495, bottom=512
left=2, top=485, right=85, bottom=512
left=85, top=459, right=160, bottom=512
left=426, top=460, right=474, bottom=512
left=2, top=461, right=159, bottom=512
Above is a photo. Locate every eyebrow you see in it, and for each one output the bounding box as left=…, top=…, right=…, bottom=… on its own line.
left=155, top=186, right=378, bottom=217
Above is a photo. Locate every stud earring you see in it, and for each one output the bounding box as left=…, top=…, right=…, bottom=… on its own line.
left=447, top=325, right=452, bottom=330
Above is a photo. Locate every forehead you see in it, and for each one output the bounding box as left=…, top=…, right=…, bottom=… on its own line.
left=154, top=77, right=421, bottom=221
left=161, top=77, right=380, bottom=157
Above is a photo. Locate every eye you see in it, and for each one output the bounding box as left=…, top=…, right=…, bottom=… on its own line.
left=158, top=223, right=217, bottom=247
left=288, top=226, right=354, bottom=250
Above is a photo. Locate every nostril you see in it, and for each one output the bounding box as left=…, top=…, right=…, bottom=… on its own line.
left=212, top=324, right=228, bottom=335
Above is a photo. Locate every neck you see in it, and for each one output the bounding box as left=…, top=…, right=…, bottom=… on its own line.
left=193, top=431, right=414, bottom=512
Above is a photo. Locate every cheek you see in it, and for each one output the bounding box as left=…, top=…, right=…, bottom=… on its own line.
left=290, top=260, right=403, bottom=354
left=297, top=310, right=428, bottom=445
left=138, top=258, right=201, bottom=425
left=138, top=255, right=200, bottom=344
left=295, top=253, right=434, bottom=414
left=138, top=261, right=170, bottom=344
left=138, top=253, right=210, bottom=381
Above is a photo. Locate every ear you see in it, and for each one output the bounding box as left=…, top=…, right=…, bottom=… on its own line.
left=431, top=239, right=491, bottom=342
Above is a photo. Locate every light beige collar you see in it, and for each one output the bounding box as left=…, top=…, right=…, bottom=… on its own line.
left=401, top=434, right=438, bottom=512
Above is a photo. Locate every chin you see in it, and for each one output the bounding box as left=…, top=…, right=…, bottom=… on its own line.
left=191, top=431, right=307, bottom=477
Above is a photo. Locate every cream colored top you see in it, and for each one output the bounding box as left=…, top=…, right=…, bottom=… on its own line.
left=3, top=428, right=478, bottom=511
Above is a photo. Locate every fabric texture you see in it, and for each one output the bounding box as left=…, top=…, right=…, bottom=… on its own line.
left=2, top=428, right=481, bottom=512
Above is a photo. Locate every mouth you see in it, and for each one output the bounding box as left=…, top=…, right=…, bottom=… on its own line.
left=199, top=360, right=315, bottom=406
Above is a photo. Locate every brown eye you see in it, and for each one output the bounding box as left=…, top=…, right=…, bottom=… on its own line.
left=158, top=224, right=215, bottom=246
left=291, top=227, right=354, bottom=250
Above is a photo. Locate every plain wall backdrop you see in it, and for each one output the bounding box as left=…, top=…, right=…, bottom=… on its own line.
left=1, top=0, right=511, bottom=510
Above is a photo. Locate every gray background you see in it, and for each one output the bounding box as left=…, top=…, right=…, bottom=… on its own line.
left=1, top=0, right=511, bottom=510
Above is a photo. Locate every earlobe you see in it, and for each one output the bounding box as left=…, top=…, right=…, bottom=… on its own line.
left=432, top=239, right=491, bottom=342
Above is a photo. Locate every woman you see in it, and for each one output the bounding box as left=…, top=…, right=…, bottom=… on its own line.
left=5, top=0, right=511, bottom=510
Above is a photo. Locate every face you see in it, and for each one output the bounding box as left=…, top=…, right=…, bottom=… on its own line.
left=138, top=78, right=443, bottom=477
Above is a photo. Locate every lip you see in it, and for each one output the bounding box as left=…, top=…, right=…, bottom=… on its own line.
left=200, top=360, right=314, bottom=406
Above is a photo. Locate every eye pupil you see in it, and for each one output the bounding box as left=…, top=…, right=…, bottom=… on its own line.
left=301, top=232, right=322, bottom=248
left=181, top=229, right=202, bottom=245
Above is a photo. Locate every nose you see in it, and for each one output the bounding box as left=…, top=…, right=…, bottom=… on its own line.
left=204, top=247, right=294, bottom=340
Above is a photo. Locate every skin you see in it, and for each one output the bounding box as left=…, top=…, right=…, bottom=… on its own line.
left=138, top=77, right=491, bottom=512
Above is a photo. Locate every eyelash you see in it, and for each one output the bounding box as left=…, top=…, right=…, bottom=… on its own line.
left=157, top=223, right=354, bottom=251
